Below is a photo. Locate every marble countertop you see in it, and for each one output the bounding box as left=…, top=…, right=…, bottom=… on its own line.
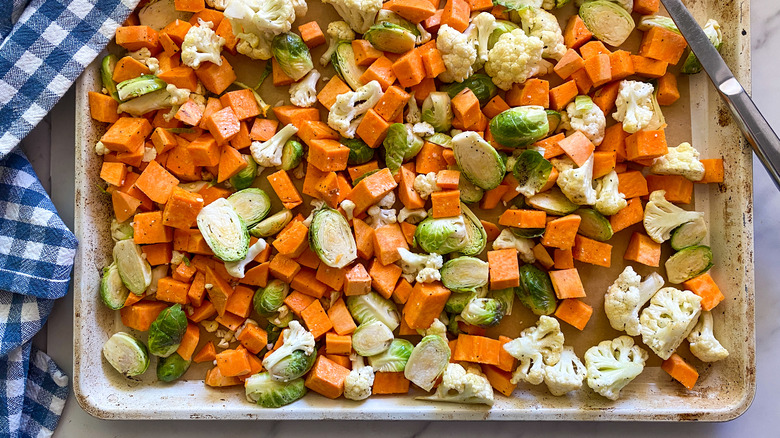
left=23, top=0, right=780, bottom=435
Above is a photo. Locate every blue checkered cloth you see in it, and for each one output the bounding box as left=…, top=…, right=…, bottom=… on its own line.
left=0, top=0, right=137, bottom=436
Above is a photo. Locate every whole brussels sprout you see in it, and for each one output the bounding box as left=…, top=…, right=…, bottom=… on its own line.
left=442, top=73, right=499, bottom=106
left=253, top=279, right=290, bottom=317
left=383, top=123, right=424, bottom=173
left=245, top=373, right=307, bottom=408
left=421, top=92, right=453, bottom=133
left=344, top=138, right=375, bottom=165
left=489, top=106, right=550, bottom=148
left=147, top=304, right=188, bottom=357
left=272, top=33, right=313, bottom=81
left=157, top=352, right=191, bottom=382
left=229, top=155, right=257, bottom=190
left=515, top=265, right=558, bottom=316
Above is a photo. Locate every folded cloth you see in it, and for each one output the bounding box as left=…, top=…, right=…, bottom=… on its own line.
left=0, top=0, right=137, bottom=436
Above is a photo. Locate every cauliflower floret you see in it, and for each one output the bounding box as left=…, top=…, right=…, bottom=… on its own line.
left=687, top=311, right=729, bottom=362
left=289, top=69, right=320, bottom=108
left=515, top=7, right=566, bottom=61
left=584, top=336, right=648, bottom=401
left=470, top=12, right=498, bottom=64
left=344, top=354, right=375, bottom=401
left=398, top=207, right=427, bottom=224
left=340, top=199, right=356, bottom=220
left=128, top=47, right=160, bottom=74
left=565, top=97, right=606, bottom=145
left=594, top=170, right=627, bottom=216
left=436, top=24, right=477, bottom=83
left=366, top=205, right=397, bottom=229
left=166, top=84, right=191, bottom=106
left=557, top=153, right=596, bottom=205
left=613, top=80, right=655, bottom=134
left=543, top=346, right=586, bottom=396
left=485, top=29, right=551, bottom=91
left=377, top=191, right=395, bottom=208
left=224, top=0, right=295, bottom=37
left=301, top=199, right=327, bottom=227
left=422, top=318, right=448, bottom=339
left=413, top=172, right=440, bottom=199
left=412, top=122, right=435, bottom=137
left=604, top=266, right=665, bottom=336
left=206, top=0, right=228, bottom=10
left=503, top=315, right=565, bottom=385
left=142, top=146, right=157, bottom=163
left=322, top=0, right=382, bottom=34
left=181, top=19, right=225, bottom=69
left=416, top=22, right=431, bottom=45
left=397, top=248, right=443, bottom=283
left=250, top=123, right=299, bottom=167
left=639, top=287, right=702, bottom=360
left=95, top=141, right=110, bottom=155
left=261, top=321, right=316, bottom=381
left=643, top=190, right=705, bottom=243
left=650, top=142, right=706, bottom=181
left=290, top=0, right=308, bottom=17
left=417, top=363, right=494, bottom=406
left=235, top=31, right=274, bottom=60
left=225, top=238, right=268, bottom=278
left=327, top=80, right=384, bottom=138
left=492, top=228, right=535, bottom=264
left=320, top=21, right=355, bottom=66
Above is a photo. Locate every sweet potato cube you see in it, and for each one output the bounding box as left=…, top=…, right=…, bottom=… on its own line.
left=344, top=263, right=372, bottom=296
left=549, top=268, right=586, bottom=299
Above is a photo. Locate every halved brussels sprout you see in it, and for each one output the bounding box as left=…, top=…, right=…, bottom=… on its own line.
left=100, top=263, right=130, bottom=310
left=111, top=219, right=134, bottom=241
left=460, top=298, right=504, bottom=328
left=102, top=332, right=150, bottom=377
left=250, top=209, right=293, bottom=238
left=352, top=321, right=394, bottom=356
left=451, top=131, right=505, bottom=190
left=229, top=155, right=257, bottom=190
left=671, top=216, right=708, bottom=251
left=516, top=264, right=558, bottom=316
left=440, top=257, right=489, bottom=293
left=368, top=338, right=414, bottom=372
left=494, top=0, right=543, bottom=11
left=637, top=15, right=680, bottom=33
left=445, top=291, right=477, bottom=314
left=197, top=197, right=250, bottom=262
left=421, top=92, right=453, bottom=133
left=682, top=19, right=722, bottom=74
left=415, top=215, right=468, bottom=255
left=147, top=304, right=187, bottom=357
left=375, top=9, right=421, bottom=36
left=332, top=42, right=366, bottom=91
left=546, top=110, right=563, bottom=133
left=101, top=54, right=119, bottom=101
left=116, top=75, right=167, bottom=101
left=245, top=373, right=307, bottom=408
left=579, top=0, right=636, bottom=47
left=280, top=140, right=304, bottom=171
left=513, top=150, right=553, bottom=197
left=157, top=352, right=190, bottom=382
left=489, top=288, right=515, bottom=316
left=489, top=106, right=550, bottom=148
left=426, top=133, right=452, bottom=148
left=309, top=208, right=358, bottom=268
left=384, top=123, right=424, bottom=173
left=113, top=239, right=152, bottom=295
left=665, top=246, right=713, bottom=284
left=272, top=33, right=313, bottom=81
left=266, top=348, right=317, bottom=382
left=488, top=20, right=519, bottom=49
left=526, top=187, right=579, bottom=215
left=511, top=227, right=545, bottom=238
left=347, top=292, right=401, bottom=331
left=459, top=177, right=484, bottom=204
left=442, top=73, right=499, bottom=106
left=253, top=279, right=290, bottom=317
left=575, top=207, right=614, bottom=242
left=404, top=335, right=451, bottom=392
left=227, top=188, right=271, bottom=228
left=364, top=22, right=416, bottom=53
left=116, top=89, right=173, bottom=116
left=460, top=203, right=488, bottom=256
left=344, top=138, right=375, bottom=165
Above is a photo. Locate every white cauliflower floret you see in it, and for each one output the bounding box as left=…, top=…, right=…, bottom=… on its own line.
left=181, top=19, right=225, bottom=69
left=95, top=141, right=110, bottom=155
left=594, top=170, right=627, bottom=216
left=128, top=47, right=160, bottom=74
left=584, top=336, right=648, bottom=401
left=604, top=267, right=665, bottom=336
left=289, top=69, right=320, bottom=108
left=613, top=80, right=655, bottom=134
left=413, top=172, right=440, bottom=199
left=301, top=199, right=327, bottom=227
left=320, top=21, right=355, bottom=66
left=566, top=97, right=606, bottom=145
left=225, top=238, right=268, bottom=278
left=327, top=80, right=384, bottom=138
left=417, top=363, right=494, bottom=406
left=250, top=123, right=299, bottom=167
left=377, top=191, right=395, bottom=208
left=503, top=315, right=565, bottom=385
left=543, top=346, right=586, bottom=396
left=396, top=248, right=443, bottom=283
left=436, top=24, right=477, bottom=83
left=492, top=229, right=535, bottom=264
left=398, top=207, right=427, bottom=224
left=412, top=122, right=435, bottom=137
left=166, top=84, right=191, bottom=106
left=322, top=0, right=382, bottom=34
left=485, top=29, right=551, bottom=91
left=340, top=199, right=356, bottom=220
left=235, top=31, right=274, bottom=60
left=416, top=22, right=431, bottom=45
left=650, top=142, right=706, bottom=181
left=639, top=287, right=702, bottom=360
left=366, top=205, right=397, bottom=229
left=470, top=12, right=498, bottom=64
left=406, top=92, right=421, bottom=124
left=206, top=0, right=228, bottom=10
left=344, top=354, right=375, bottom=401
left=687, top=311, right=729, bottom=362
left=262, top=321, right=316, bottom=381
left=515, top=7, right=566, bottom=61
left=643, top=190, right=705, bottom=243
left=224, top=0, right=295, bottom=37
left=290, top=0, right=308, bottom=17
left=422, top=318, right=448, bottom=339
left=557, top=153, right=596, bottom=205
left=142, top=146, right=157, bottom=162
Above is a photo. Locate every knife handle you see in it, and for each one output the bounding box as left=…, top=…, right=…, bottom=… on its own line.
left=717, top=78, right=780, bottom=189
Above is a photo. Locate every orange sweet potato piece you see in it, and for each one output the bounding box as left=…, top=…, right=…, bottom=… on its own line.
left=345, top=168, right=398, bottom=216
left=549, top=80, right=578, bottom=111
left=431, top=190, right=461, bottom=218
left=120, top=301, right=169, bottom=331
left=386, top=0, right=437, bottom=23
left=372, top=372, right=411, bottom=394
left=415, top=141, right=448, bottom=174
left=220, top=89, right=261, bottom=121
left=193, top=341, right=216, bottom=363
left=554, top=299, right=593, bottom=331
left=195, top=56, right=237, bottom=95
left=403, top=281, right=451, bottom=329
left=100, top=117, right=152, bottom=153
left=639, top=26, right=688, bottom=65
left=374, top=85, right=411, bottom=122
left=646, top=175, right=693, bottom=204
left=344, top=263, right=372, bottom=296
left=657, top=72, right=681, bottom=106
left=301, top=300, right=333, bottom=340
left=317, top=76, right=352, bottom=110
left=541, top=214, right=581, bottom=249
left=133, top=211, right=174, bottom=244
left=327, top=298, right=357, bottom=336
left=563, top=15, right=592, bottom=49
left=624, top=232, right=661, bottom=267
left=441, top=0, right=470, bottom=32
left=487, top=249, right=520, bottom=289
left=452, top=334, right=501, bottom=366
left=305, top=355, right=351, bottom=399
left=683, top=272, right=725, bottom=311
left=617, top=171, right=649, bottom=198
left=631, top=55, right=668, bottom=78
left=268, top=169, right=303, bottom=209
left=572, top=235, right=612, bottom=267
left=584, top=53, right=612, bottom=88
left=273, top=106, right=320, bottom=130
left=370, top=258, right=403, bottom=299
left=661, top=353, right=699, bottom=390
left=359, top=56, right=396, bottom=91
left=236, top=323, right=268, bottom=354
left=625, top=130, right=668, bottom=161
left=356, top=109, right=391, bottom=148
left=88, top=91, right=120, bottom=123
left=698, top=159, right=724, bottom=184
left=299, top=21, right=326, bottom=48
left=372, top=223, right=409, bottom=266
left=554, top=49, right=585, bottom=80
left=549, top=268, right=586, bottom=299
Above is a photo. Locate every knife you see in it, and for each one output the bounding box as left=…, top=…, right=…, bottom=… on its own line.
left=661, top=0, right=780, bottom=189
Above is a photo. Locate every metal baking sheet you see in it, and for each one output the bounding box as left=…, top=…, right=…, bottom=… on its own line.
left=72, top=0, right=754, bottom=420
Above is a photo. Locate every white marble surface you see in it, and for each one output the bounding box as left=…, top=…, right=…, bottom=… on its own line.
left=20, top=0, right=780, bottom=435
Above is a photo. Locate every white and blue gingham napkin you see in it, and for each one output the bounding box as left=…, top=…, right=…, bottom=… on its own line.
left=0, top=0, right=138, bottom=436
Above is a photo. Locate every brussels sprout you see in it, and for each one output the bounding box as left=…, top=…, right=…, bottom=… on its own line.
left=347, top=292, right=401, bottom=331
left=332, top=42, right=366, bottom=91
left=575, top=208, right=614, bottom=241
left=353, top=321, right=394, bottom=356
left=460, top=203, right=487, bottom=256
left=368, top=338, right=414, bottom=372
left=116, top=89, right=172, bottom=116
left=116, top=75, right=167, bottom=101
left=253, top=279, right=290, bottom=317
left=426, top=132, right=452, bottom=148
left=250, top=209, right=293, bottom=238
left=511, top=227, right=545, bottom=238
left=376, top=9, right=421, bottom=36
left=513, top=150, right=553, bottom=197
left=111, top=219, right=134, bottom=241
left=489, top=106, right=549, bottom=148
left=364, top=22, right=416, bottom=53
left=451, top=131, right=505, bottom=190
left=488, top=20, right=519, bottom=49
left=384, top=123, right=424, bottom=173
left=546, top=110, right=563, bottom=133
left=494, top=0, right=543, bottom=11
left=309, top=208, right=358, bottom=268
left=344, top=138, right=375, bottom=165
left=446, top=316, right=462, bottom=335
left=101, top=54, right=119, bottom=101
left=421, top=92, right=453, bottom=133
left=665, top=246, right=713, bottom=284
left=579, top=0, right=636, bottom=47
left=445, top=291, right=477, bottom=314
left=415, top=215, right=469, bottom=255
left=637, top=15, right=680, bottom=33
left=670, top=216, right=708, bottom=251
left=229, top=155, right=257, bottom=190
left=515, top=265, right=558, bottom=316
left=245, top=373, right=307, bottom=408
left=102, top=332, right=150, bottom=377
left=267, top=348, right=317, bottom=381
left=682, top=19, right=722, bottom=75
left=404, top=335, right=451, bottom=392
left=196, top=197, right=250, bottom=262
left=280, top=140, right=304, bottom=171
left=100, top=263, right=130, bottom=310
left=442, top=73, right=499, bottom=106
left=460, top=298, right=504, bottom=328
left=113, top=239, right=152, bottom=295
left=489, top=288, right=515, bottom=316
left=459, top=177, right=484, bottom=204
left=440, top=257, right=489, bottom=293
left=137, top=0, right=189, bottom=31
left=526, top=187, right=579, bottom=215
left=269, top=308, right=294, bottom=328
left=272, top=33, right=313, bottom=81
left=227, top=188, right=271, bottom=228
left=157, top=352, right=191, bottom=382
left=147, top=304, right=188, bottom=357
left=266, top=323, right=283, bottom=345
